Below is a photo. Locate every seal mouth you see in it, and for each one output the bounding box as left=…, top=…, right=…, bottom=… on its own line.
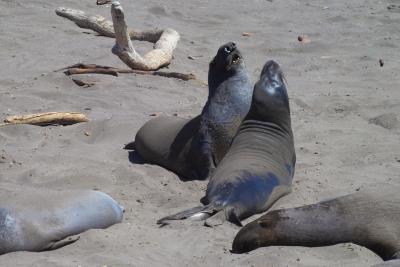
left=231, top=52, right=241, bottom=64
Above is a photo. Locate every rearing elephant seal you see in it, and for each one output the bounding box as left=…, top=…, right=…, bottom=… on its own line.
left=158, top=60, right=296, bottom=225
left=0, top=188, right=124, bottom=254
left=232, top=184, right=400, bottom=262
left=131, top=42, right=253, bottom=180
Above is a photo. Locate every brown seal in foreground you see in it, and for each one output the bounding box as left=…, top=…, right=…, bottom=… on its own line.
left=157, top=60, right=296, bottom=225
left=232, top=184, right=400, bottom=263
left=0, top=188, right=124, bottom=254
left=130, top=42, right=253, bottom=181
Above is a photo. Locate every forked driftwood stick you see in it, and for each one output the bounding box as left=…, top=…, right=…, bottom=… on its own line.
left=55, top=7, right=164, bottom=42
left=59, top=63, right=197, bottom=81
left=111, top=2, right=180, bottom=70
left=1, top=112, right=88, bottom=127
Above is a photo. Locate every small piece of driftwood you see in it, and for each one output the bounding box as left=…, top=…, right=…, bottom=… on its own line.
left=96, top=0, right=111, bottom=5
left=72, top=79, right=95, bottom=87
left=65, top=68, right=118, bottom=76
left=1, top=112, right=88, bottom=127
left=59, top=63, right=197, bottom=81
left=111, top=2, right=180, bottom=70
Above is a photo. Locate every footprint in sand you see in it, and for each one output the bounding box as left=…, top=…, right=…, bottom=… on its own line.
left=387, top=4, right=400, bottom=12
left=369, top=113, right=398, bottom=130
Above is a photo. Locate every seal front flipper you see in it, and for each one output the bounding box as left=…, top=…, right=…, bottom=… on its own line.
left=157, top=204, right=222, bottom=225
left=123, top=141, right=135, bottom=150
left=44, top=235, right=80, bottom=251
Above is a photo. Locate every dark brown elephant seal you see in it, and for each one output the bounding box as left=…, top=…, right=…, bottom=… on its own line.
left=158, top=60, right=296, bottom=225
left=130, top=42, right=253, bottom=180
left=0, top=188, right=124, bottom=254
left=232, top=184, right=400, bottom=263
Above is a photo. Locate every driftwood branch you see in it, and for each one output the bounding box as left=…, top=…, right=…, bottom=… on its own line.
left=111, top=2, right=180, bottom=70
left=1, top=112, right=88, bottom=127
left=56, top=4, right=180, bottom=71
left=65, top=68, right=118, bottom=76
left=56, top=7, right=115, bottom=38
left=56, top=7, right=163, bottom=42
left=59, top=63, right=197, bottom=81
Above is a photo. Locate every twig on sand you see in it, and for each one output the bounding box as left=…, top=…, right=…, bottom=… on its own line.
left=72, top=78, right=95, bottom=87
left=65, top=68, right=119, bottom=76
left=1, top=112, right=88, bottom=127
left=96, top=0, right=111, bottom=5
left=58, top=63, right=198, bottom=82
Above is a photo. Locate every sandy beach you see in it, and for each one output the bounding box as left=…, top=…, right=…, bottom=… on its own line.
left=0, top=0, right=399, bottom=266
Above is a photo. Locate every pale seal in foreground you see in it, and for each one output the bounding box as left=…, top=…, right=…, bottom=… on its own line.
left=232, top=184, right=400, bottom=263
left=158, top=60, right=296, bottom=225
left=130, top=42, right=253, bottom=180
left=0, top=188, right=124, bottom=254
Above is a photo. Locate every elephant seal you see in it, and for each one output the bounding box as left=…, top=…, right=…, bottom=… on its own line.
left=130, top=42, right=252, bottom=180
left=232, top=184, right=400, bottom=262
left=158, top=60, right=296, bottom=225
left=0, top=188, right=124, bottom=254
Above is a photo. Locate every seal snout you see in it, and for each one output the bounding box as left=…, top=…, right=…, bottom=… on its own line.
left=223, top=42, right=237, bottom=54
left=261, top=60, right=282, bottom=78
left=231, top=224, right=262, bottom=253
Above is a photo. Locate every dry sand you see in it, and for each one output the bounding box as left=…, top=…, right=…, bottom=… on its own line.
left=0, top=0, right=399, bottom=266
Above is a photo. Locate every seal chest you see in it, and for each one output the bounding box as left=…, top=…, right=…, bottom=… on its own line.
left=158, top=60, right=296, bottom=225
left=132, top=42, right=253, bottom=180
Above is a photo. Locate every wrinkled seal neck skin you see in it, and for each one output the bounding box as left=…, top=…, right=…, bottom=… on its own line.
left=244, top=60, right=292, bottom=136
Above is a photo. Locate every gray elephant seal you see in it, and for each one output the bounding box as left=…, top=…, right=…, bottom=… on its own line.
left=158, top=60, right=296, bottom=225
left=232, top=184, right=400, bottom=262
left=131, top=42, right=253, bottom=180
left=0, top=188, right=124, bottom=254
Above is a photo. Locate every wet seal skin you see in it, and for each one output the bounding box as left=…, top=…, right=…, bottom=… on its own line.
left=129, top=42, right=253, bottom=181
left=158, top=60, right=296, bottom=225
left=232, top=184, right=400, bottom=264
left=0, top=188, right=124, bottom=254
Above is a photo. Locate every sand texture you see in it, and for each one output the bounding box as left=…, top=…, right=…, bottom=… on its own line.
left=0, top=0, right=399, bottom=266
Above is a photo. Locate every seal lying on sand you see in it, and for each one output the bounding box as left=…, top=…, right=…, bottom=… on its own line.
left=158, top=60, right=296, bottom=225
left=0, top=188, right=124, bottom=254
left=131, top=42, right=252, bottom=180
left=232, top=184, right=400, bottom=263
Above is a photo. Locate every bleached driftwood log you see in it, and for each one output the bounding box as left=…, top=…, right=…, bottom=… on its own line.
left=56, top=2, right=180, bottom=70
left=111, top=2, right=180, bottom=70
left=1, top=112, right=88, bottom=127
left=55, top=7, right=163, bottom=42
left=56, top=7, right=115, bottom=38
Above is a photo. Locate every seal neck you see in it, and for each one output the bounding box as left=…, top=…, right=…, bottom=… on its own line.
left=269, top=202, right=354, bottom=247
left=245, top=76, right=292, bottom=135
left=207, top=64, right=247, bottom=99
